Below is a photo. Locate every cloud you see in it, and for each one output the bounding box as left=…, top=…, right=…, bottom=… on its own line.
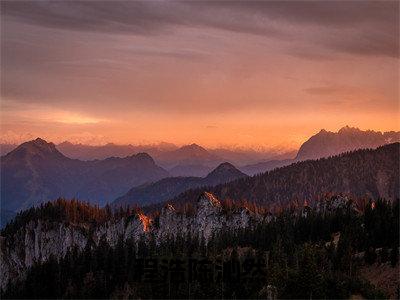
left=2, top=1, right=398, bottom=57
left=1, top=1, right=398, bottom=147
left=0, top=1, right=280, bottom=36
left=304, top=86, right=361, bottom=96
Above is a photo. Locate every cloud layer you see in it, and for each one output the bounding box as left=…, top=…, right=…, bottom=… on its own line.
left=1, top=1, right=399, bottom=147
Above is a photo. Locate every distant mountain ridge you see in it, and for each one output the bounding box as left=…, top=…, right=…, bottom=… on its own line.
left=1, top=138, right=169, bottom=213
left=57, top=141, right=177, bottom=161
left=155, top=143, right=222, bottom=168
left=24, top=141, right=295, bottom=174
left=296, top=126, right=399, bottom=160
left=113, top=162, right=247, bottom=207
left=54, top=141, right=296, bottom=176
left=2, top=127, right=398, bottom=214
left=239, top=126, right=399, bottom=175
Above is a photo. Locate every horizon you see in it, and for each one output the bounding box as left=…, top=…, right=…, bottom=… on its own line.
left=0, top=125, right=400, bottom=159
left=1, top=124, right=399, bottom=151
left=1, top=1, right=399, bottom=149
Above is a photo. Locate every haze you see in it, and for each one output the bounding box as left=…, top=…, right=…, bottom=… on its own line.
left=1, top=1, right=399, bottom=149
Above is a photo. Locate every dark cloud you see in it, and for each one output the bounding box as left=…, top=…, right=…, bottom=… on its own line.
left=2, top=0, right=398, bottom=57
left=0, top=1, right=279, bottom=36
left=2, top=1, right=397, bottom=32
left=1, top=0, right=398, bottom=120
left=323, top=30, right=399, bottom=58
left=1, top=1, right=177, bottom=35
left=196, top=1, right=398, bottom=28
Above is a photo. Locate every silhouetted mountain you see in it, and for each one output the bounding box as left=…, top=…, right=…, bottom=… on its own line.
left=1, top=138, right=169, bottom=213
left=240, top=159, right=293, bottom=175
left=59, top=140, right=298, bottom=178
left=240, top=126, right=399, bottom=175
left=210, top=148, right=296, bottom=165
left=113, top=162, right=247, bottom=207
left=156, top=143, right=222, bottom=169
left=296, top=126, right=399, bottom=160
left=56, top=140, right=297, bottom=174
left=165, top=143, right=400, bottom=210
left=8, top=138, right=66, bottom=160
left=57, top=141, right=176, bottom=161
left=204, top=162, right=247, bottom=185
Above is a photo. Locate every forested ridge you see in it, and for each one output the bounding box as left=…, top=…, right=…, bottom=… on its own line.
left=165, top=143, right=399, bottom=210
left=1, top=198, right=143, bottom=239
left=1, top=198, right=398, bottom=299
left=1, top=143, right=399, bottom=299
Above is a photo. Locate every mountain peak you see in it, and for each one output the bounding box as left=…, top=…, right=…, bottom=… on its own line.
left=133, top=152, right=155, bottom=163
left=296, top=127, right=399, bottom=160
left=179, top=143, right=207, bottom=152
left=189, top=143, right=201, bottom=147
left=338, top=126, right=361, bottom=134
left=26, top=138, right=57, bottom=151
left=32, top=137, right=49, bottom=144
left=6, top=138, right=66, bottom=160
left=212, top=162, right=238, bottom=172
left=204, top=162, right=247, bottom=183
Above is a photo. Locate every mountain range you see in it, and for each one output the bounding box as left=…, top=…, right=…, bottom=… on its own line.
left=56, top=141, right=177, bottom=162
left=296, top=126, right=399, bottom=160
left=113, top=162, right=247, bottom=208
left=241, top=126, right=399, bottom=175
left=1, top=132, right=399, bottom=299
left=54, top=141, right=294, bottom=169
left=161, top=143, right=400, bottom=211
left=1, top=138, right=169, bottom=212
left=2, top=141, right=293, bottom=176
left=1, top=127, right=399, bottom=217
left=2, top=127, right=398, bottom=177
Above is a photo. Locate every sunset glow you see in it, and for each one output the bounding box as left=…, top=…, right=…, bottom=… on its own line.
left=1, top=1, right=399, bottom=148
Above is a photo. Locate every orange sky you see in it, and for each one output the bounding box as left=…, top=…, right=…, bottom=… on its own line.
left=1, top=1, right=399, bottom=149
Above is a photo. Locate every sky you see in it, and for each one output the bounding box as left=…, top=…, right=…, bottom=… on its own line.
left=1, top=0, right=399, bottom=149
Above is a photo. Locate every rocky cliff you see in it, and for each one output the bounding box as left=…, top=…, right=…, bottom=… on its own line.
left=0, top=192, right=265, bottom=289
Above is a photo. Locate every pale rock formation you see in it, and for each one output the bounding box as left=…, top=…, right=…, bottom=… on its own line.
left=0, top=192, right=264, bottom=289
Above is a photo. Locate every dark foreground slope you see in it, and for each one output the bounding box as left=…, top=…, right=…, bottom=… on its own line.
left=1, top=197, right=398, bottom=299
left=166, top=143, right=400, bottom=209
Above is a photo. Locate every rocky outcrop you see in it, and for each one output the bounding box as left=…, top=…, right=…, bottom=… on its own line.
left=0, top=192, right=264, bottom=289
left=1, top=221, right=89, bottom=290
left=0, top=212, right=148, bottom=289
left=0, top=192, right=361, bottom=289
left=156, top=192, right=264, bottom=241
